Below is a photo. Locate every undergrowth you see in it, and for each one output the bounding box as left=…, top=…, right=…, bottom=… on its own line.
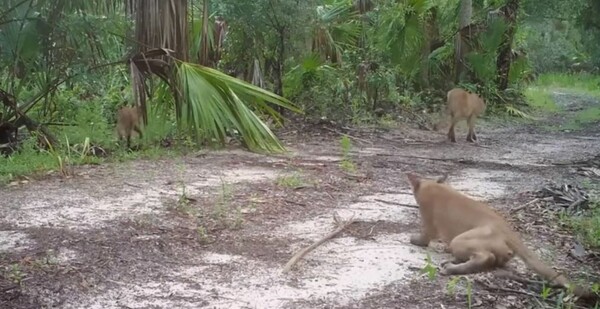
left=564, top=107, right=600, bottom=131
left=525, top=87, right=559, bottom=112
left=564, top=185, right=600, bottom=248
left=569, top=207, right=600, bottom=248
left=0, top=102, right=180, bottom=185
left=526, top=72, right=600, bottom=113
left=524, top=73, right=600, bottom=130
left=535, top=73, right=600, bottom=97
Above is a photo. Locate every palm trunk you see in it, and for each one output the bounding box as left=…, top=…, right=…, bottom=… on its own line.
left=198, top=0, right=210, bottom=66
left=273, top=27, right=285, bottom=118
left=420, top=7, right=439, bottom=88
left=130, top=0, right=189, bottom=124
left=495, top=0, right=520, bottom=91
left=132, top=0, right=188, bottom=61
left=455, top=0, right=472, bottom=83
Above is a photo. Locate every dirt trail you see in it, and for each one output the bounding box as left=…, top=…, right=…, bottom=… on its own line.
left=2, top=91, right=600, bottom=309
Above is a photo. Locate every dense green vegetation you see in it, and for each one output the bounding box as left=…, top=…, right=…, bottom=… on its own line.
left=0, top=0, right=599, bottom=185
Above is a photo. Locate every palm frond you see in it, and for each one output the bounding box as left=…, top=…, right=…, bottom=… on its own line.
left=284, top=53, right=335, bottom=99
left=311, top=1, right=361, bottom=63
left=176, top=62, right=301, bottom=153
left=377, top=1, right=432, bottom=75
left=464, top=18, right=509, bottom=83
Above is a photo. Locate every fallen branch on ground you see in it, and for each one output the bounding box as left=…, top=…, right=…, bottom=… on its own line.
left=124, top=182, right=143, bottom=189
left=341, top=171, right=370, bottom=181
left=494, top=269, right=561, bottom=288
left=321, top=127, right=373, bottom=145
left=475, top=279, right=542, bottom=299
left=509, top=198, right=540, bottom=214
left=374, top=198, right=419, bottom=209
left=282, top=212, right=355, bottom=273
left=492, top=270, right=600, bottom=306
left=455, top=142, right=492, bottom=149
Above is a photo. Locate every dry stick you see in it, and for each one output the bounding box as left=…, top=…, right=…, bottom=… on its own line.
left=321, top=126, right=373, bottom=145
left=509, top=198, right=540, bottom=214
left=378, top=135, right=439, bottom=146
left=477, top=279, right=591, bottom=309
left=374, top=153, right=461, bottom=164
left=341, top=171, right=369, bottom=181
left=453, top=141, right=493, bottom=149
left=282, top=213, right=355, bottom=273
left=475, top=279, right=542, bottom=299
left=494, top=269, right=549, bottom=286
left=124, top=182, right=143, bottom=189
left=374, top=198, right=419, bottom=209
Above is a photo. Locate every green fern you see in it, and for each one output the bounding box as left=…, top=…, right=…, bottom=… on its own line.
left=508, top=56, right=532, bottom=85
left=465, top=18, right=508, bottom=84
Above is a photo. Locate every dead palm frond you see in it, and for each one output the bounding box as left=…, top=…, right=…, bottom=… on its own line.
left=131, top=0, right=189, bottom=60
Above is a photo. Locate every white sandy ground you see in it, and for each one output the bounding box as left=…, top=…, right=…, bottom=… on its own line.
left=2, top=167, right=280, bottom=230
left=2, top=165, right=510, bottom=309
left=0, top=148, right=515, bottom=308
left=41, top=167, right=510, bottom=308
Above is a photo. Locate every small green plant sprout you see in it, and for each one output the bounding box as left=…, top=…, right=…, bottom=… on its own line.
left=6, top=263, right=25, bottom=285
left=420, top=253, right=437, bottom=281
left=229, top=206, right=244, bottom=230
left=445, top=276, right=473, bottom=308
left=540, top=283, right=552, bottom=300
left=276, top=171, right=304, bottom=189
left=212, top=178, right=233, bottom=223
left=175, top=161, right=195, bottom=216
left=339, top=135, right=357, bottom=173
left=196, top=225, right=210, bottom=243
left=340, top=134, right=352, bottom=157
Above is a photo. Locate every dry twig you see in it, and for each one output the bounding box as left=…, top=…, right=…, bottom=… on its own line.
left=282, top=212, right=355, bottom=273
left=374, top=198, right=419, bottom=209
left=509, top=198, right=540, bottom=214
left=475, top=279, right=541, bottom=298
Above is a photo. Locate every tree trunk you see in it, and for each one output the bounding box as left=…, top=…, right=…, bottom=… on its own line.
left=455, top=0, right=472, bottom=83
left=129, top=0, right=189, bottom=124
left=198, top=0, right=210, bottom=66
left=274, top=27, right=286, bottom=118
left=132, top=0, right=189, bottom=61
left=420, top=7, right=440, bottom=89
left=495, top=0, right=520, bottom=91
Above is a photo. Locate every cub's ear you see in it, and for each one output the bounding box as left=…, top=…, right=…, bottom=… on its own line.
left=405, top=172, right=421, bottom=191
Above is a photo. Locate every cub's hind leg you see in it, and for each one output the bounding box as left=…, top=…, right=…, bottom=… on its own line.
left=440, top=227, right=511, bottom=275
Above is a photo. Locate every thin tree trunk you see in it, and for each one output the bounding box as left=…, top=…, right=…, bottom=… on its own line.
left=274, top=27, right=285, bottom=118
left=198, top=0, right=210, bottom=66
left=495, top=0, right=520, bottom=91
left=420, top=7, right=439, bottom=89
left=455, top=0, right=472, bottom=83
